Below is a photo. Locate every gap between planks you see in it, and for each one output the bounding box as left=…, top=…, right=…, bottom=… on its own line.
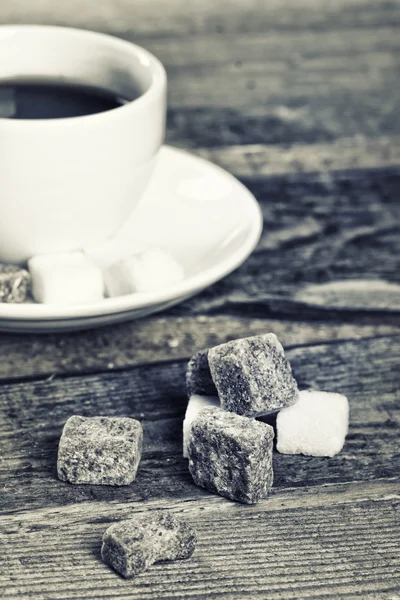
left=0, top=323, right=399, bottom=383
left=1, top=480, right=399, bottom=600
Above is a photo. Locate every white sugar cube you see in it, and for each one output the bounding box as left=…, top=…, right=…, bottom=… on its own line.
left=85, top=238, right=150, bottom=298
left=28, top=252, right=104, bottom=305
left=183, top=395, right=219, bottom=458
left=276, top=390, right=349, bottom=457
left=104, top=247, right=185, bottom=298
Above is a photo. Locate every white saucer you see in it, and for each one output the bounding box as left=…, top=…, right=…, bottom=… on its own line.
left=0, top=146, right=262, bottom=332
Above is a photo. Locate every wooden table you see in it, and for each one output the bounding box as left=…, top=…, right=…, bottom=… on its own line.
left=1, top=1, right=400, bottom=598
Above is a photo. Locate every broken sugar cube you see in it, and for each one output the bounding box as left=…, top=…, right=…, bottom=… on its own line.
left=57, top=415, right=143, bottom=486
left=102, top=512, right=196, bottom=578
left=208, top=333, right=298, bottom=417
left=183, top=394, right=219, bottom=458
left=103, top=247, right=185, bottom=297
left=186, top=349, right=217, bottom=397
left=188, top=406, right=274, bottom=504
left=276, top=390, right=349, bottom=457
left=0, top=263, right=31, bottom=303
left=28, top=251, right=104, bottom=305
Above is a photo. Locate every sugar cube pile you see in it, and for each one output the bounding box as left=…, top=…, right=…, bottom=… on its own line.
left=102, top=512, right=196, bottom=578
left=50, top=330, right=350, bottom=582
left=184, top=333, right=350, bottom=504
left=277, top=390, right=349, bottom=457
left=28, top=252, right=104, bottom=305
left=57, top=415, right=143, bottom=486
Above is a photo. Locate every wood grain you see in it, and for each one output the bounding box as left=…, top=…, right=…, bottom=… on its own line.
left=2, top=0, right=399, bottom=36
left=1, top=481, right=399, bottom=599
left=165, top=165, right=400, bottom=321
left=195, top=137, right=400, bottom=177
left=1, top=336, right=398, bottom=515
left=0, top=315, right=398, bottom=381
left=161, top=28, right=400, bottom=147
left=1, top=330, right=399, bottom=598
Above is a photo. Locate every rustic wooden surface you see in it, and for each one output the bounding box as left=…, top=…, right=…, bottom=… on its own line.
left=1, top=1, right=400, bottom=599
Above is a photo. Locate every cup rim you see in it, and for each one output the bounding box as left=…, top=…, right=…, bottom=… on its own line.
left=0, top=24, right=167, bottom=126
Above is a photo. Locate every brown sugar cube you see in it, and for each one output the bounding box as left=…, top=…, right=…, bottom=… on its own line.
left=188, top=406, right=274, bottom=504
left=57, top=415, right=142, bottom=486
left=102, top=512, right=196, bottom=578
left=0, top=263, right=30, bottom=303
left=208, top=333, right=299, bottom=416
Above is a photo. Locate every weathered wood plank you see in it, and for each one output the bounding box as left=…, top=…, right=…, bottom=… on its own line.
left=0, top=316, right=398, bottom=381
left=0, top=336, right=398, bottom=515
left=162, top=30, right=400, bottom=144
left=195, top=137, right=400, bottom=177
left=1, top=480, right=399, bottom=599
left=166, top=165, right=400, bottom=319
left=2, top=478, right=398, bottom=528
left=1, top=0, right=399, bottom=36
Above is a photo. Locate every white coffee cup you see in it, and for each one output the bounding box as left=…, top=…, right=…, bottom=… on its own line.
left=0, top=25, right=166, bottom=264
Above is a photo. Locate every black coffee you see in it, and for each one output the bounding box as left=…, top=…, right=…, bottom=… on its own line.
left=0, top=80, right=130, bottom=119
